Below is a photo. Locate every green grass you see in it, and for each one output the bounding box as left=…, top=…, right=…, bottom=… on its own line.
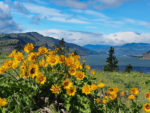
left=0, top=53, right=8, bottom=65
left=95, top=71, right=150, bottom=104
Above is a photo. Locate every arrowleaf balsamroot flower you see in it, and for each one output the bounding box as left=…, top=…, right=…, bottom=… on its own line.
left=76, top=71, right=85, bottom=80
left=0, top=66, right=6, bottom=74
left=0, top=98, right=7, bottom=107
left=38, top=46, right=48, bottom=54
left=108, top=88, right=119, bottom=95
left=63, top=79, right=73, bottom=89
left=131, top=88, right=139, bottom=95
left=47, top=55, right=59, bottom=66
left=28, top=63, right=39, bottom=78
left=66, top=86, right=76, bottom=96
left=82, top=85, right=91, bottom=95
left=59, top=55, right=65, bottom=63
left=4, top=59, right=13, bottom=69
left=69, top=68, right=76, bottom=76
left=144, top=103, right=150, bottom=112
left=28, top=52, right=37, bottom=62
left=109, top=93, right=117, bottom=100
left=145, top=93, right=150, bottom=100
left=102, top=99, right=108, bottom=104
left=128, top=94, right=135, bottom=100
left=24, top=43, right=34, bottom=53
left=90, top=84, right=98, bottom=91
left=14, top=51, right=23, bottom=62
left=50, top=84, right=61, bottom=94
left=90, top=70, right=96, bottom=75
left=65, top=56, right=74, bottom=66
left=85, top=65, right=90, bottom=70
left=98, top=83, right=105, bottom=88
left=9, top=49, right=17, bottom=58
left=120, top=91, right=125, bottom=96
left=95, top=98, right=100, bottom=103
left=36, top=73, right=46, bottom=85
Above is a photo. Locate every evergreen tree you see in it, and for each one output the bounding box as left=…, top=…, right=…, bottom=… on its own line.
left=104, top=47, right=119, bottom=72
left=56, top=38, right=70, bottom=55
left=124, top=64, right=133, bottom=73
left=56, top=38, right=66, bottom=55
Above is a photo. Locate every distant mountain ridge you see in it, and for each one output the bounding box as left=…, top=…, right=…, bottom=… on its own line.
left=0, top=32, right=97, bottom=56
left=84, top=43, right=150, bottom=56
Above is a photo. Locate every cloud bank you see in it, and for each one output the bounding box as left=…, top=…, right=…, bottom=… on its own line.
left=37, top=29, right=150, bottom=46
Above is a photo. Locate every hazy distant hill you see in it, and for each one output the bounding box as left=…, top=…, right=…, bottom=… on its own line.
left=0, top=32, right=97, bottom=56
left=142, top=51, right=150, bottom=60
left=84, top=44, right=110, bottom=54
left=84, top=43, right=150, bottom=56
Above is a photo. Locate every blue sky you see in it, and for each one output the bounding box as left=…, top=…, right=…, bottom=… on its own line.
left=0, top=0, right=150, bottom=45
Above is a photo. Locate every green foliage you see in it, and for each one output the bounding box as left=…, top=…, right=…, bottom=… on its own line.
left=124, top=64, right=133, bottom=73
left=104, top=47, right=119, bottom=72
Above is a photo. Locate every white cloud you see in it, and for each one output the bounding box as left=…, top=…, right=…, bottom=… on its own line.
left=24, top=3, right=88, bottom=24
left=0, top=1, right=22, bottom=33
left=50, top=0, right=88, bottom=9
left=36, top=29, right=150, bottom=46
left=50, top=0, right=134, bottom=10
left=13, top=1, right=30, bottom=14
left=125, top=18, right=150, bottom=28
left=73, top=9, right=109, bottom=19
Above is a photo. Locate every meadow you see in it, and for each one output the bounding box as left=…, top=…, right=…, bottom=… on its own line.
left=95, top=71, right=150, bottom=105
left=0, top=44, right=150, bottom=113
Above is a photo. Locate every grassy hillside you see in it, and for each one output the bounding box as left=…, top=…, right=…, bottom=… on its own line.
left=95, top=71, right=150, bottom=105
left=0, top=32, right=97, bottom=56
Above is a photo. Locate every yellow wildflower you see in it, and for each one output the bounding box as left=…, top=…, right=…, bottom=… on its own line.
left=38, top=46, right=48, bottom=54
left=59, top=55, right=65, bottom=63
left=47, top=55, right=59, bottom=66
left=28, top=63, right=39, bottom=78
left=145, top=93, right=150, bottom=100
left=90, top=70, right=96, bottom=75
left=62, top=79, right=73, bottom=89
left=109, top=93, right=117, bottom=100
left=120, top=91, right=125, bottom=96
left=24, top=43, right=34, bottom=53
left=76, top=71, right=85, bottom=80
left=144, top=103, right=150, bottom=113
left=90, top=84, right=98, bottom=91
left=4, top=59, right=13, bottom=69
left=0, top=66, right=6, bottom=74
left=65, top=56, right=74, bottom=66
left=85, top=65, right=90, bottom=70
left=102, top=99, right=108, bottom=104
left=0, top=98, right=7, bottom=107
left=95, top=98, right=100, bottom=103
left=128, top=94, right=135, bottom=100
left=36, top=73, right=46, bottom=85
left=50, top=84, right=61, bottom=94
left=82, top=85, right=91, bottom=95
left=28, top=52, right=37, bottom=62
left=69, top=68, right=76, bottom=76
left=98, top=83, right=105, bottom=88
left=66, top=86, right=76, bottom=96
left=131, top=88, right=139, bottom=95
left=14, top=52, right=23, bottom=62
left=9, top=49, right=17, bottom=58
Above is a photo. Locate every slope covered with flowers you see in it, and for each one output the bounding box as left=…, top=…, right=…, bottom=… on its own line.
left=0, top=43, right=150, bottom=112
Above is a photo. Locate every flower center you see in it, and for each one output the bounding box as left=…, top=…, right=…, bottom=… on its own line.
left=31, top=68, right=35, bottom=74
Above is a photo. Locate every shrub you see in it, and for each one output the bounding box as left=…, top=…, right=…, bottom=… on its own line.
left=0, top=43, right=148, bottom=113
